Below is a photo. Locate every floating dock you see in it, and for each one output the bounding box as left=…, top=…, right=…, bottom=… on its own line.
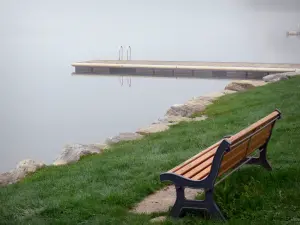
left=72, top=60, right=300, bottom=79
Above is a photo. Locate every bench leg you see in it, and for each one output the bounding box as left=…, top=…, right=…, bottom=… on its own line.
left=206, top=189, right=226, bottom=221
left=170, top=185, right=185, bottom=217
left=170, top=186, right=226, bottom=221
left=246, top=145, right=272, bottom=171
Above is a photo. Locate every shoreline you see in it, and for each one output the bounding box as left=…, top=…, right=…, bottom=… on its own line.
left=1, top=71, right=299, bottom=186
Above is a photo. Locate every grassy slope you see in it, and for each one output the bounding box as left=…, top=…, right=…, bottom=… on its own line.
left=1, top=77, right=300, bottom=225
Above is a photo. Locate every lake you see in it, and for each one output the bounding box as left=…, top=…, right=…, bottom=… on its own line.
left=0, top=0, right=299, bottom=172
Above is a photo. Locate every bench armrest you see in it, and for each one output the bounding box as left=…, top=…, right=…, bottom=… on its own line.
left=160, top=172, right=211, bottom=189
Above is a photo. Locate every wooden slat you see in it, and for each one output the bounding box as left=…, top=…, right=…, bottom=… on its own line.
left=169, top=141, right=220, bottom=173
left=219, top=141, right=249, bottom=176
left=248, top=135, right=268, bottom=154
left=174, top=148, right=217, bottom=175
left=190, top=166, right=211, bottom=181
left=229, top=111, right=279, bottom=145
left=183, top=156, right=214, bottom=179
left=219, top=145, right=248, bottom=176
left=218, top=116, right=276, bottom=176
left=247, top=123, right=273, bottom=155
left=183, top=140, right=248, bottom=180
left=222, top=140, right=249, bottom=163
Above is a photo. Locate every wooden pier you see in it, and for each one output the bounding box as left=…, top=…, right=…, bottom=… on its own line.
left=72, top=60, right=300, bottom=79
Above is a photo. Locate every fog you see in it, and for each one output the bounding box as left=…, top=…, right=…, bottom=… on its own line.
left=1, top=0, right=299, bottom=63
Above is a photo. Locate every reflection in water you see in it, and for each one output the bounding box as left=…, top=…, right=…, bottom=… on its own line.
left=119, top=76, right=124, bottom=86
left=118, top=76, right=132, bottom=87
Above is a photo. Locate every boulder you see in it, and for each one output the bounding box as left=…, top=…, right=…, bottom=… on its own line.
left=165, top=104, right=190, bottom=117
left=193, top=115, right=208, bottom=121
left=154, top=116, right=190, bottom=124
left=150, top=216, right=167, bottom=223
left=105, top=132, right=143, bottom=145
left=93, top=143, right=109, bottom=150
left=0, top=172, right=13, bottom=186
left=263, top=72, right=299, bottom=83
left=225, top=80, right=266, bottom=92
left=164, top=90, right=237, bottom=118
left=156, top=115, right=207, bottom=124
left=53, top=144, right=104, bottom=166
left=166, top=97, right=212, bottom=117
left=0, top=159, right=45, bottom=186
left=222, top=89, right=237, bottom=95
left=286, top=72, right=299, bottom=78
left=201, top=91, right=225, bottom=101
left=137, top=124, right=170, bottom=135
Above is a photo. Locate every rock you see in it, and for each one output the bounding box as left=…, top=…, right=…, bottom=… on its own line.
left=0, top=172, right=13, bottom=186
left=150, top=216, right=167, bottom=223
left=16, top=159, right=45, bottom=172
left=93, top=143, right=109, bottom=150
left=105, top=132, right=143, bottom=145
left=225, top=80, right=266, bottom=92
left=263, top=72, right=299, bottom=83
left=165, top=104, right=187, bottom=117
left=154, top=116, right=191, bottom=124
left=193, top=115, right=208, bottom=121
left=53, top=144, right=103, bottom=166
left=0, top=159, right=45, bottom=186
left=131, top=185, right=200, bottom=214
left=164, top=91, right=233, bottom=118
left=222, top=89, right=237, bottom=95
left=288, top=72, right=300, bottom=78
left=137, top=124, right=170, bottom=135
left=166, top=97, right=212, bottom=117
left=156, top=115, right=207, bottom=124
left=201, top=91, right=225, bottom=101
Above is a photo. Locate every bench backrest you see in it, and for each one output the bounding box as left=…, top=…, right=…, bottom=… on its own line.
left=219, top=110, right=281, bottom=176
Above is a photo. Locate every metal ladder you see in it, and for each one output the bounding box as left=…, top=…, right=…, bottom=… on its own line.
left=118, top=46, right=132, bottom=60
left=118, top=46, right=132, bottom=87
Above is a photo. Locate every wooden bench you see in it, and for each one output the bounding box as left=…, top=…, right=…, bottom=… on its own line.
left=160, top=110, right=281, bottom=221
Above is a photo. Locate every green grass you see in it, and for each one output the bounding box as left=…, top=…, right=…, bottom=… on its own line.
left=1, top=77, right=300, bottom=225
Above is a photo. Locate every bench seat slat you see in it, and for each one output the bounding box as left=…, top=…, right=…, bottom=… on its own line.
left=190, top=166, right=211, bottom=180
left=183, top=156, right=214, bottom=179
left=174, top=148, right=217, bottom=176
left=169, top=141, right=220, bottom=173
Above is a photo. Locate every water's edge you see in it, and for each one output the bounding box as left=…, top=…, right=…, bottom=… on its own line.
left=1, top=72, right=298, bottom=187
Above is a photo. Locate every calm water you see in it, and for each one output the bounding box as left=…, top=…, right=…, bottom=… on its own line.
left=1, top=0, right=299, bottom=172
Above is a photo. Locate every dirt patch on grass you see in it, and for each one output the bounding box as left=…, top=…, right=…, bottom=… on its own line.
left=131, top=186, right=201, bottom=214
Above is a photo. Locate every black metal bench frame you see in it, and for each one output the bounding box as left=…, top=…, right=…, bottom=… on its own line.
left=160, top=112, right=281, bottom=221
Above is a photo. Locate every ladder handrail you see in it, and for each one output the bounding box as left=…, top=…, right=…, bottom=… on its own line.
left=118, top=46, right=124, bottom=60
left=126, top=46, right=132, bottom=60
